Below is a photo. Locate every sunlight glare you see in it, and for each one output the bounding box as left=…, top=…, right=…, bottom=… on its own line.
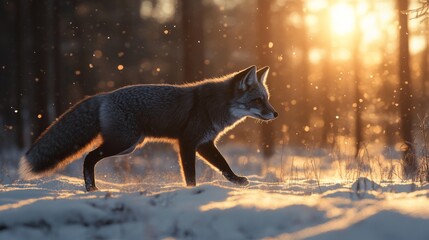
left=410, top=35, right=426, bottom=54
left=306, top=0, right=327, bottom=11
left=330, top=3, right=355, bottom=35
left=140, top=0, right=175, bottom=23
left=200, top=190, right=319, bottom=211
left=309, top=48, right=322, bottom=63
left=360, top=14, right=381, bottom=43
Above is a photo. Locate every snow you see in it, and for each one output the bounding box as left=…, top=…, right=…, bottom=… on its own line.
left=1, top=173, right=429, bottom=240
left=1, top=144, right=429, bottom=239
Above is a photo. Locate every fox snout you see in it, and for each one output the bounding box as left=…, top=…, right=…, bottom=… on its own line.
left=261, top=102, right=278, bottom=120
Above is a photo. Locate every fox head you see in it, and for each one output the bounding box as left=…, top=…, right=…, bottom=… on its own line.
left=230, top=66, right=278, bottom=121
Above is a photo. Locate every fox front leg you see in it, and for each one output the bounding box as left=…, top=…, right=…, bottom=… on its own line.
left=178, top=142, right=196, bottom=186
left=197, top=141, right=249, bottom=186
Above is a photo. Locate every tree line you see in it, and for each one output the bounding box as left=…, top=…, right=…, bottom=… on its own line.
left=0, top=0, right=427, bottom=180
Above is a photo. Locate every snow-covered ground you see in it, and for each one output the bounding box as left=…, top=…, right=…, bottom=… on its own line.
left=1, top=145, right=429, bottom=240
left=1, top=176, right=429, bottom=240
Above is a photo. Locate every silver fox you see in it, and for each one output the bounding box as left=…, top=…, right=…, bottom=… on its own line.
left=20, top=66, right=278, bottom=191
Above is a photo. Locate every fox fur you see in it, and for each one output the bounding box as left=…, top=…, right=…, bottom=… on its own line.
left=20, top=65, right=278, bottom=191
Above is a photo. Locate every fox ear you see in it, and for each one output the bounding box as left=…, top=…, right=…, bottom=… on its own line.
left=236, top=65, right=257, bottom=91
left=257, top=66, right=270, bottom=84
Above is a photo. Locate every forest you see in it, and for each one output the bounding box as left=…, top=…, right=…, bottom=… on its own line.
left=3, top=1, right=429, bottom=240
left=2, top=0, right=429, bottom=180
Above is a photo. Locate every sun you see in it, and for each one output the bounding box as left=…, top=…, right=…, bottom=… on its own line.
left=330, top=3, right=355, bottom=35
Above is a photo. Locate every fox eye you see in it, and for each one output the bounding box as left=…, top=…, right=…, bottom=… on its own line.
left=252, top=98, right=263, bottom=105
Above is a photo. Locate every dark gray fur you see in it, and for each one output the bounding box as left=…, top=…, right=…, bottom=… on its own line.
left=25, top=96, right=103, bottom=173
left=22, top=66, right=277, bottom=191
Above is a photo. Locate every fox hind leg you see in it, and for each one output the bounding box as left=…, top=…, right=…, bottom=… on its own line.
left=84, top=107, right=143, bottom=191
left=83, top=136, right=141, bottom=191
left=84, top=146, right=107, bottom=191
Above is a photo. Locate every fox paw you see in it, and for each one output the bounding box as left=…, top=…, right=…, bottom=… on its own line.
left=232, top=176, right=249, bottom=186
left=223, top=172, right=249, bottom=186
left=186, top=181, right=196, bottom=187
left=86, top=185, right=99, bottom=192
left=227, top=176, right=249, bottom=186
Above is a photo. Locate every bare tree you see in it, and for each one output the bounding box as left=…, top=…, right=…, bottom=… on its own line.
left=257, top=0, right=275, bottom=159
left=353, top=6, right=363, bottom=157
left=320, top=6, right=334, bottom=148
left=44, top=0, right=58, bottom=123
left=16, top=0, right=35, bottom=148
left=14, top=0, right=24, bottom=148
left=407, top=0, right=429, bottom=20
left=53, top=0, right=62, bottom=116
left=300, top=3, right=311, bottom=145
left=32, top=0, right=48, bottom=136
left=398, top=0, right=417, bottom=178
left=294, top=0, right=311, bottom=147
left=181, top=0, right=204, bottom=83
left=420, top=21, right=429, bottom=115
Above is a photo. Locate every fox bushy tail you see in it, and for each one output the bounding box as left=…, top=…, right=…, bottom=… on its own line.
left=20, top=96, right=103, bottom=178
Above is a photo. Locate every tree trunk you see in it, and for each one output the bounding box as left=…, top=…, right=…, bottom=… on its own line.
left=398, top=0, right=417, bottom=179
left=31, top=0, right=51, bottom=139
left=353, top=7, right=363, bottom=157
left=181, top=0, right=204, bottom=83
left=321, top=7, right=334, bottom=148
left=257, top=0, right=275, bottom=159
left=298, top=0, right=310, bottom=146
left=14, top=0, right=24, bottom=148
left=17, top=0, right=35, bottom=148
left=53, top=0, right=62, bottom=117
left=75, top=0, right=95, bottom=97
left=44, top=0, right=58, bottom=123
left=420, top=21, right=429, bottom=114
